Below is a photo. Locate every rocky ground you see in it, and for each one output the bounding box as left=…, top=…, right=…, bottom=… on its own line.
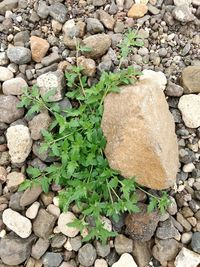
left=0, top=0, right=200, bottom=267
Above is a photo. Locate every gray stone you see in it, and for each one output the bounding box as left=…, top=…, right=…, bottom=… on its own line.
left=14, top=31, right=30, bottom=46
left=41, top=53, right=61, bottom=66
left=28, top=113, right=52, bottom=140
left=36, top=63, right=58, bottom=76
left=93, top=0, right=106, bottom=6
left=0, top=67, right=13, bottom=81
left=37, top=70, right=66, bottom=102
left=70, top=236, right=82, bottom=251
left=114, top=234, right=133, bottom=254
left=86, top=18, right=104, bottom=34
left=191, top=232, right=200, bottom=253
left=98, top=10, right=115, bottom=30
left=173, top=5, right=195, bottom=22
left=42, top=252, right=63, bottom=267
left=132, top=240, right=151, bottom=267
left=78, top=244, right=97, bottom=267
left=7, top=47, right=31, bottom=65
left=9, top=192, right=24, bottom=211
left=51, top=234, right=67, bottom=248
left=175, top=247, right=200, bottom=267
left=20, top=185, right=43, bottom=206
left=37, top=1, right=50, bottom=19
left=156, top=218, right=180, bottom=240
left=95, top=241, right=110, bottom=257
left=2, top=77, right=27, bottom=96
left=49, top=3, right=67, bottom=23
left=0, top=235, right=35, bottom=265
left=0, top=95, right=24, bottom=124
left=0, top=0, right=18, bottom=15
left=31, top=238, right=50, bottom=260
left=0, top=52, right=9, bottom=65
left=165, top=81, right=184, bottom=97
left=33, top=209, right=56, bottom=239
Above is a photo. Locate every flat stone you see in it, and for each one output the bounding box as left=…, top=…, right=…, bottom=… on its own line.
left=156, top=218, right=180, bottom=240
left=175, top=247, right=200, bottom=267
left=153, top=238, right=181, bottom=266
left=173, top=5, right=195, bottom=22
left=30, top=36, right=50, bottom=63
left=0, top=235, right=35, bottom=265
left=178, top=94, right=200, bottom=128
left=78, top=244, right=97, bottom=267
left=33, top=209, right=56, bottom=238
left=7, top=171, right=25, bottom=191
left=6, top=125, right=32, bottom=164
left=93, top=0, right=106, bottom=6
left=28, top=113, right=52, bottom=140
left=101, top=79, right=179, bottom=189
left=58, top=212, right=79, bottom=237
left=112, top=253, right=138, bottom=267
left=181, top=66, right=200, bottom=94
left=3, top=208, right=32, bottom=238
left=0, top=66, right=13, bottom=81
left=82, top=34, right=111, bottom=59
left=176, top=212, right=192, bottom=231
left=26, top=201, right=40, bottom=219
left=7, top=47, right=31, bottom=65
left=128, top=3, right=148, bottom=18
left=9, top=192, right=24, bottom=211
left=125, top=204, right=159, bottom=242
left=41, top=53, right=61, bottom=66
left=132, top=240, right=151, bottom=267
left=37, top=0, right=49, bottom=19
left=2, top=77, right=28, bottom=95
left=42, top=252, right=63, bottom=267
left=20, top=185, right=43, bottom=206
left=37, top=70, right=66, bottom=102
left=31, top=238, right=50, bottom=260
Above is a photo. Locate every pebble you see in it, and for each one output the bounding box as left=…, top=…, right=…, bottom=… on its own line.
left=37, top=70, right=66, bottom=102
left=95, top=259, right=108, bottom=267
left=176, top=212, right=192, bottom=231
left=78, top=244, right=97, bottom=267
left=167, top=196, right=178, bottom=215
left=0, top=166, right=7, bottom=182
left=128, top=3, right=148, bottom=18
left=31, top=238, right=50, bottom=260
left=41, top=52, right=61, bottom=66
left=183, top=163, right=195, bottom=172
left=7, top=171, right=25, bottom=191
left=191, top=232, right=200, bottom=253
left=172, top=5, right=195, bottom=22
left=114, top=234, right=133, bottom=254
left=0, top=66, right=13, bottom=81
left=0, top=52, right=9, bottom=65
left=139, top=69, right=167, bottom=90
left=20, top=185, right=43, bottom=206
left=181, top=232, right=193, bottom=244
left=47, top=204, right=60, bottom=217
left=6, top=125, right=32, bottom=164
left=156, top=218, right=181, bottom=240
left=2, top=77, right=27, bottom=95
left=51, top=234, right=67, bottom=248
left=49, top=3, right=68, bottom=23
left=95, top=241, right=111, bottom=257
left=42, top=252, right=63, bottom=267
left=174, top=247, right=200, bottom=267
left=30, top=36, right=50, bottom=63
left=26, top=201, right=40, bottom=219
left=69, top=236, right=82, bottom=251
left=98, top=10, right=115, bottom=30
left=178, top=94, right=200, bottom=128
left=58, top=212, right=79, bottom=237
left=181, top=66, right=200, bottom=94
left=77, top=56, right=96, bottom=77
left=112, top=253, right=138, bottom=267
left=28, top=113, right=52, bottom=140
left=165, top=81, right=184, bottom=97
left=3, top=208, right=32, bottom=238
left=7, top=46, right=31, bottom=64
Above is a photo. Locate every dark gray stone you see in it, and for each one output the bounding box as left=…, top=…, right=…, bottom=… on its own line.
left=42, top=252, right=63, bottom=267
left=191, top=232, right=200, bottom=253
left=49, top=3, right=67, bottom=23
left=78, top=244, right=97, bottom=267
left=7, top=47, right=31, bottom=65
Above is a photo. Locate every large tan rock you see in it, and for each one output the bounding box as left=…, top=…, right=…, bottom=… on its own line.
left=101, top=79, right=179, bottom=190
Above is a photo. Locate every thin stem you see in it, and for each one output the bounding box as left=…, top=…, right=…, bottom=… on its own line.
left=136, top=184, right=162, bottom=200
left=106, top=179, right=114, bottom=204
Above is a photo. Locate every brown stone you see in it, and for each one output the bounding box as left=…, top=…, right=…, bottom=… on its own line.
left=125, top=204, right=159, bottom=242
left=0, top=166, right=7, bottom=183
left=128, top=4, right=148, bottom=18
left=101, top=79, right=179, bottom=190
left=132, top=240, right=152, bottom=267
left=181, top=66, right=200, bottom=94
left=30, top=36, right=50, bottom=63
left=20, top=185, right=43, bottom=206
left=77, top=56, right=96, bottom=77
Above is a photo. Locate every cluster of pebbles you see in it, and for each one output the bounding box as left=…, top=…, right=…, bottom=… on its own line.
left=0, top=0, right=200, bottom=266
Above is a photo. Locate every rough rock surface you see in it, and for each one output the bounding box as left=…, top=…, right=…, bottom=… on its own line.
left=6, top=125, right=32, bottom=164
left=2, top=77, right=28, bottom=95
left=174, top=247, right=200, bottom=267
left=30, top=36, right=50, bottom=63
left=181, top=66, right=200, bottom=93
left=7, top=46, right=32, bottom=64
left=101, top=79, right=179, bottom=189
left=28, top=113, right=52, bottom=140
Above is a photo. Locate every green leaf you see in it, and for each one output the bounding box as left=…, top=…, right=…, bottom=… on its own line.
left=18, top=180, right=32, bottom=191
left=40, top=177, right=50, bottom=193
left=26, top=167, right=41, bottom=178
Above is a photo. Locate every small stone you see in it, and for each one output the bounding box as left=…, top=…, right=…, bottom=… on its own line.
left=181, top=232, right=192, bottom=244
left=28, top=113, right=52, bottom=140
left=95, top=259, right=108, bottom=267
left=132, top=240, right=151, bottom=267
left=58, top=212, right=79, bottom=237
left=37, top=70, right=66, bottom=102
left=191, top=232, right=200, bottom=253
left=165, top=81, right=184, bottom=97
left=98, top=10, right=115, bottom=30
left=7, top=47, right=31, bottom=64
left=174, top=0, right=192, bottom=6
left=6, top=125, right=32, bottom=164
left=173, top=5, right=195, bottom=22
left=86, top=18, right=104, bottom=34
left=47, top=204, right=60, bottom=217
left=26, top=201, right=40, bottom=219
left=0, top=166, right=7, bottom=182
left=51, top=234, right=67, bottom=248
left=181, top=66, right=200, bottom=94
left=114, top=234, right=133, bottom=254
left=33, top=209, right=56, bottom=239
left=0, top=106, right=17, bottom=127
left=125, top=204, right=159, bottom=241
left=167, top=196, right=178, bottom=215
left=31, top=238, right=50, bottom=260
left=95, top=241, right=110, bottom=257
left=42, top=252, right=63, bottom=267
left=178, top=94, right=200, bottom=128
left=112, top=253, right=138, bottom=267
left=77, top=56, right=96, bottom=77
left=30, top=36, right=50, bottom=63
left=175, top=247, right=200, bottom=267
left=2, top=77, right=28, bottom=95
left=78, top=244, right=97, bottom=267
left=183, top=163, right=195, bottom=172
left=0, top=52, right=9, bottom=65
left=153, top=238, right=181, bottom=266
left=40, top=192, right=54, bottom=206
left=156, top=218, right=181, bottom=240
left=41, top=52, right=61, bottom=66
left=3, top=208, right=32, bottom=238
left=139, top=69, right=167, bottom=91
left=20, top=185, right=42, bottom=206
left=0, top=235, right=35, bottom=265
left=176, top=212, right=192, bottom=231
left=49, top=3, right=67, bottom=23
left=93, top=0, right=106, bottom=6
left=37, top=1, right=49, bottom=19
left=9, top=191, right=24, bottom=211
left=83, top=34, right=111, bottom=59
left=7, top=171, right=25, bottom=191
left=128, top=4, right=148, bottom=18
left=0, top=66, right=13, bottom=81
left=69, top=236, right=82, bottom=251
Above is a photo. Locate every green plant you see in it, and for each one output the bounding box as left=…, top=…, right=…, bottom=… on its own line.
left=18, top=31, right=170, bottom=244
